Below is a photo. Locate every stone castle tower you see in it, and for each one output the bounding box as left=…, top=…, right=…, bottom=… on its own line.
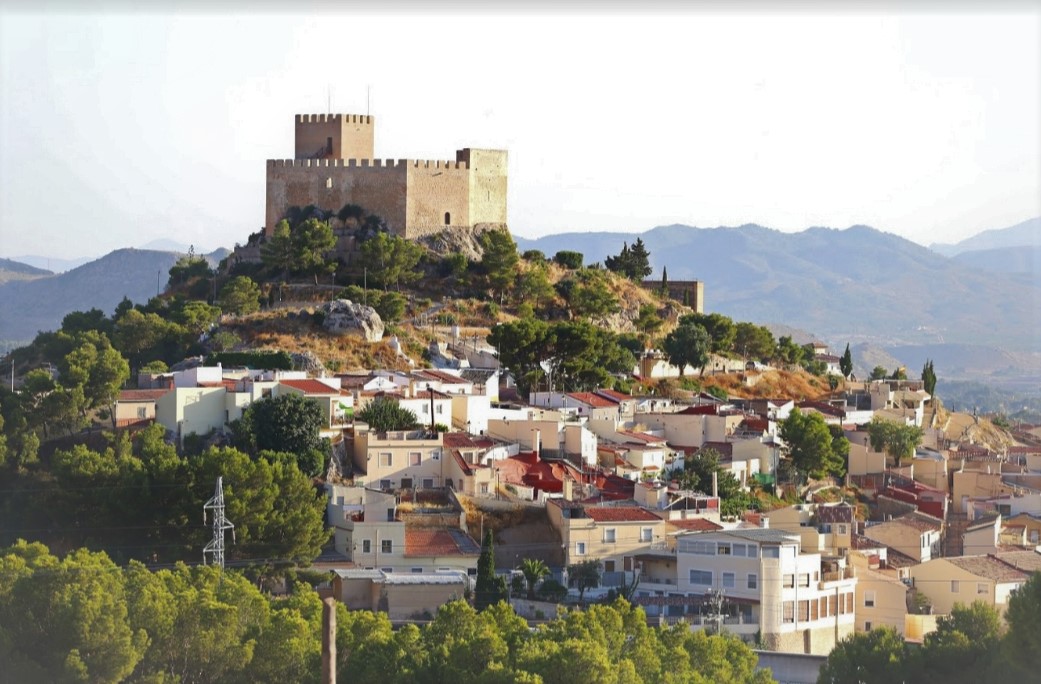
left=265, top=114, right=508, bottom=239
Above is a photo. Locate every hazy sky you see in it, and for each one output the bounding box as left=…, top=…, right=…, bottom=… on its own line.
left=1, top=4, right=1039, bottom=259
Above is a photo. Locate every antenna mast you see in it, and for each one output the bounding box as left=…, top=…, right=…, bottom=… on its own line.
left=203, top=476, right=235, bottom=569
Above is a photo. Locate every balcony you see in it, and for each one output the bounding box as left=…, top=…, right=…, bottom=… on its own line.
left=821, top=567, right=856, bottom=583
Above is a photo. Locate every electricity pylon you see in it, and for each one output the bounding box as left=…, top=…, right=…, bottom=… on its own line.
left=203, top=476, right=235, bottom=569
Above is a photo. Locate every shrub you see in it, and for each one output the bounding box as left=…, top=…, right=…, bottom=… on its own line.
left=553, top=250, right=583, bottom=269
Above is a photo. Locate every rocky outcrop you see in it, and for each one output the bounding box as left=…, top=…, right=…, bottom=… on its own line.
left=291, top=350, right=326, bottom=375
left=321, top=299, right=384, bottom=342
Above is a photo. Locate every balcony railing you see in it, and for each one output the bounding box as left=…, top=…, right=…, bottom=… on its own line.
left=821, top=567, right=855, bottom=583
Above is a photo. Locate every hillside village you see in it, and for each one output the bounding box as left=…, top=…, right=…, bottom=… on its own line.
left=2, top=110, right=1041, bottom=683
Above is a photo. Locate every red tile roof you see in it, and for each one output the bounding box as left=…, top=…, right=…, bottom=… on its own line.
left=566, top=392, right=616, bottom=408
left=280, top=379, right=340, bottom=395
left=414, top=369, right=470, bottom=384
left=404, top=529, right=481, bottom=557
left=666, top=518, right=723, bottom=532
left=594, top=389, right=632, bottom=403
left=584, top=506, right=661, bottom=523
left=118, top=389, right=170, bottom=402
left=618, top=430, right=666, bottom=445
left=677, top=404, right=720, bottom=415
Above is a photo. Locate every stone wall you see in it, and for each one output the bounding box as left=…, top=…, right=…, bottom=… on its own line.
left=294, top=114, right=374, bottom=160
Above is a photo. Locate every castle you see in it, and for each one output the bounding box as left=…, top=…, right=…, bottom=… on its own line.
left=265, top=114, right=508, bottom=239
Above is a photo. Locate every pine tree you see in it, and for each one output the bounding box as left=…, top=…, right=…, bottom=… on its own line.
left=627, top=238, right=653, bottom=281
left=474, top=529, right=506, bottom=610
left=659, top=266, right=669, bottom=297
left=922, top=359, right=937, bottom=397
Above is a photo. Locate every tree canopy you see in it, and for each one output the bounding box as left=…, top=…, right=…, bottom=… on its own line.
left=604, top=238, right=653, bottom=281
left=355, top=396, right=419, bottom=433
left=866, top=416, right=923, bottom=466
left=778, top=408, right=847, bottom=480
left=234, top=392, right=329, bottom=476
left=662, top=321, right=711, bottom=376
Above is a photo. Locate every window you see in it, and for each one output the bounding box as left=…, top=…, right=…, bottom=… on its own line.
left=865, top=621, right=872, bottom=631
left=829, top=594, right=838, bottom=616
left=951, top=580, right=960, bottom=593
left=137, top=407, right=148, bottom=418
left=977, top=582, right=988, bottom=595
left=411, top=567, right=423, bottom=573
left=381, top=539, right=393, bottom=554
left=689, top=570, right=713, bottom=586
left=381, top=567, right=393, bottom=573
left=747, top=574, right=758, bottom=590
left=400, top=478, right=413, bottom=490
left=604, top=528, right=617, bottom=543
left=783, top=574, right=795, bottom=588
left=362, top=539, right=371, bottom=554
left=799, top=573, right=810, bottom=588
left=722, top=572, right=735, bottom=589
left=717, top=543, right=731, bottom=555
left=422, top=404, right=429, bottom=414
left=811, top=600, right=819, bottom=620
left=747, top=545, right=758, bottom=558
left=325, top=177, right=332, bottom=188
left=423, top=478, right=434, bottom=489
left=838, top=524, right=847, bottom=534
left=864, top=590, right=876, bottom=608
left=798, top=600, right=809, bottom=622
left=380, top=479, right=391, bottom=490
left=641, top=527, right=653, bottom=542
left=846, top=593, right=854, bottom=614
left=732, top=543, right=746, bottom=557
left=480, top=483, right=489, bottom=495
left=379, top=452, right=392, bottom=467
left=444, top=211, right=451, bottom=225
left=1030, top=529, right=1040, bottom=543
left=410, top=452, right=421, bottom=466
left=782, top=601, right=795, bottom=624
left=688, top=541, right=715, bottom=555
left=604, top=560, right=615, bottom=572
left=576, top=542, right=586, bottom=556
left=820, top=597, right=828, bottom=618
left=762, top=546, right=780, bottom=558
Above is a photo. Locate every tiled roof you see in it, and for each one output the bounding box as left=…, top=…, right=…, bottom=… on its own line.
left=280, top=379, right=340, bottom=394
left=404, top=528, right=481, bottom=557
left=414, top=369, right=469, bottom=384
left=994, top=550, right=1041, bottom=573
left=118, top=389, right=170, bottom=402
left=584, top=506, right=662, bottom=523
left=442, top=432, right=493, bottom=449
left=618, top=430, right=666, bottom=445
left=566, top=392, right=616, bottom=408
left=816, top=503, right=855, bottom=524
left=666, top=518, right=723, bottom=532
left=594, top=389, right=632, bottom=403
left=945, top=555, right=1028, bottom=583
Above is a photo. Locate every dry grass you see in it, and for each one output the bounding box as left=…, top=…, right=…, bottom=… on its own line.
left=700, top=369, right=834, bottom=401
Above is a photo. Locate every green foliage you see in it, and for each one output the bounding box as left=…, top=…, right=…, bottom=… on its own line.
left=522, top=249, right=546, bottom=264
left=168, top=253, right=210, bottom=287
left=219, top=275, right=261, bottom=315
left=840, top=343, right=853, bottom=378
left=922, top=358, right=937, bottom=397
left=356, top=396, right=419, bottom=433
left=866, top=416, right=923, bottom=465
left=475, top=529, right=508, bottom=611
left=778, top=408, right=846, bottom=479
left=665, top=447, right=743, bottom=504
left=515, top=264, right=555, bottom=311
left=262, top=219, right=296, bottom=278
left=207, top=349, right=293, bottom=370
left=440, top=252, right=469, bottom=279
left=488, top=319, right=636, bottom=396
left=604, top=238, right=652, bottom=281
left=680, top=312, right=736, bottom=355
left=775, top=336, right=806, bottom=366
left=818, top=626, right=907, bottom=684
left=360, top=232, right=424, bottom=290
left=520, top=557, right=550, bottom=600
left=293, top=218, right=338, bottom=284
left=479, top=229, right=520, bottom=299
left=236, top=393, right=328, bottom=476
left=662, top=321, right=711, bottom=376
left=869, top=365, right=889, bottom=380
left=556, top=268, right=619, bottom=319
left=553, top=250, right=583, bottom=269
left=568, top=558, right=602, bottom=603
left=734, top=322, right=776, bottom=362
left=1005, top=572, right=1041, bottom=674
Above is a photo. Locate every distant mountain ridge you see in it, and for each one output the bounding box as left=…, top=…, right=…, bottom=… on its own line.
left=515, top=222, right=1041, bottom=353
left=930, top=216, right=1041, bottom=256
left=0, top=249, right=182, bottom=343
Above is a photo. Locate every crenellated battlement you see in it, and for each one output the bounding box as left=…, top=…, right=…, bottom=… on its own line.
left=267, top=158, right=471, bottom=170
left=296, top=113, right=373, bottom=124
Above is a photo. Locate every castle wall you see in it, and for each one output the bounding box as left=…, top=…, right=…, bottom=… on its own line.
left=295, top=114, right=375, bottom=160
left=265, top=159, right=408, bottom=235
left=459, top=149, right=509, bottom=225
left=404, top=160, right=472, bottom=239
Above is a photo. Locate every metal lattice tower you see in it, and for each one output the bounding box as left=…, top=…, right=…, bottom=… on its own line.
left=203, top=476, right=235, bottom=569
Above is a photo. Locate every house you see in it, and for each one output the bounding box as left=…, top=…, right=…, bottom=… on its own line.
left=764, top=503, right=854, bottom=556
left=331, top=569, right=470, bottom=621
left=999, top=512, right=1041, bottom=547
left=862, top=513, right=943, bottom=564
left=633, top=481, right=721, bottom=523
left=673, top=528, right=857, bottom=654
left=155, top=386, right=227, bottom=444
left=487, top=416, right=597, bottom=466
left=909, top=555, right=1028, bottom=616
left=352, top=428, right=445, bottom=491
left=845, top=552, right=914, bottom=636
left=548, top=501, right=667, bottom=574
left=275, top=377, right=346, bottom=429
left=114, top=388, right=168, bottom=428
left=962, top=514, right=1001, bottom=557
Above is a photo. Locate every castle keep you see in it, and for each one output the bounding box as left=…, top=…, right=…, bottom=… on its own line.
left=265, top=114, right=508, bottom=239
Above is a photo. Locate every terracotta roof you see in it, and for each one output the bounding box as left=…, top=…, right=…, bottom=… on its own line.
left=404, top=528, right=481, bottom=557
left=944, top=555, right=1028, bottom=583
left=594, top=389, right=633, bottom=403
left=816, top=503, right=855, bottom=524
left=676, top=404, right=719, bottom=415
left=442, top=432, right=494, bottom=449
left=994, top=550, right=1041, bottom=573
left=566, top=392, right=616, bottom=408
left=118, top=389, right=170, bottom=402
left=280, top=379, right=340, bottom=394
left=584, top=506, right=661, bottom=523
left=414, top=369, right=469, bottom=384
left=618, top=430, right=667, bottom=445
left=665, top=518, right=723, bottom=532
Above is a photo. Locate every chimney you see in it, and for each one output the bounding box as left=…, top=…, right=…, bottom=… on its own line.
left=712, top=471, right=718, bottom=499
left=532, top=428, right=541, bottom=458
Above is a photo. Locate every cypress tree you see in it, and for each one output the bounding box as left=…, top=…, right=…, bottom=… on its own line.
left=474, top=528, right=506, bottom=610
